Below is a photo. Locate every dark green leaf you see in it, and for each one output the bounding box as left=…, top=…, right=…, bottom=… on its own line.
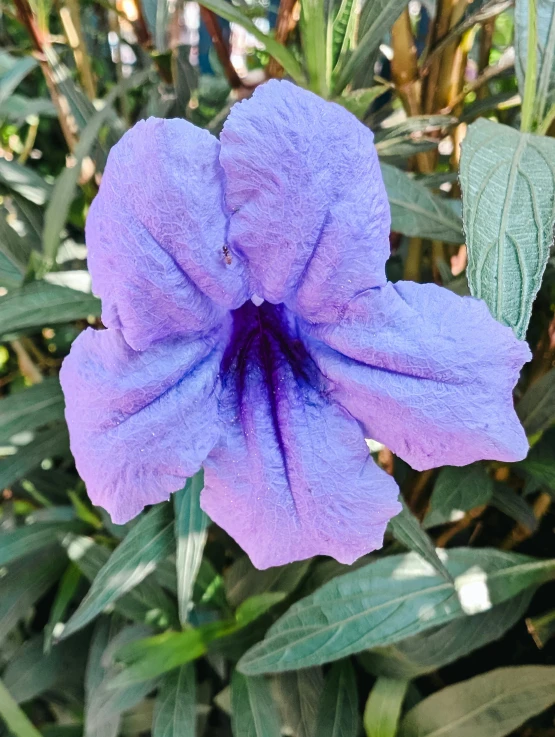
left=517, top=368, right=555, bottom=435
left=44, top=563, right=82, bottom=652
left=0, top=551, right=66, bottom=645
left=0, top=281, right=100, bottom=337
left=0, top=56, right=37, bottom=107
left=460, top=118, right=555, bottom=339
left=0, top=426, right=70, bottom=491
left=272, top=668, right=323, bottom=737
left=362, top=590, right=533, bottom=679
left=152, top=665, right=196, bottom=737
left=490, top=484, right=537, bottom=531
left=423, top=464, right=494, bottom=529
left=399, top=666, right=555, bottom=737
left=231, top=672, right=281, bottom=737
left=61, top=505, right=175, bottom=638
left=315, top=661, right=359, bottom=737
left=238, top=548, right=555, bottom=674
left=381, top=163, right=464, bottom=243
left=225, top=557, right=310, bottom=608
left=0, top=378, right=65, bottom=445
left=0, top=521, right=80, bottom=567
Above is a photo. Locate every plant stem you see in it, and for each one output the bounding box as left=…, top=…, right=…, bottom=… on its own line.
left=199, top=7, right=243, bottom=90
left=0, top=679, right=43, bottom=737
left=267, top=0, right=298, bottom=79
left=521, top=0, right=537, bottom=132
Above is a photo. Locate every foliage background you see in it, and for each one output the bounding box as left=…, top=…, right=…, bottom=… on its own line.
left=1, top=0, right=555, bottom=734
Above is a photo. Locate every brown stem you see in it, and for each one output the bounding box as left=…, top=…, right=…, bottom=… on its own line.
left=501, top=492, right=552, bottom=550
left=13, top=0, right=78, bottom=150
left=267, top=0, right=298, bottom=78
left=200, top=7, right=242, bottom=89
left=441, top=57, right=515, bottom=113
left=59, top=0, right=97, bottom=100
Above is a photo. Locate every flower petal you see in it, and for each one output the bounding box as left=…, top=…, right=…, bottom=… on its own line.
left=300, top=282, right=530, bottom=471
left=220, top=80, right=389, bottom=321
left=60, top=325, right=229, bottom=523
left=87, top=118, right=249, bottom=350
left=201, top=302, right=401, bottom=569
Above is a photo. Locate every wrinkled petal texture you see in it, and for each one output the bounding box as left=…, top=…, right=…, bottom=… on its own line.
left=86, top=117, right=249, bottom=350
left=301, top=281, right=530, bottom=471
left=220, top=80, right=390, bottom=321
left=201, top=303, right=401, bottom=569
left=60, top=324, right=229, bottom=523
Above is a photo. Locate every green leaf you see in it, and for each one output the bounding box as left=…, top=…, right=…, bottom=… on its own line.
left=225, top=557, right=310, bottom=608
left=272, top=668, right=324, bottom=737
left=301, top=0, right=328, bottom=96
left=174, top=472, right=208, bottom=626
left=0, top=378, right=65, bottom=444
left=423, top=464, right=494, bottom=529
left=63, top=534, right=176, bottom=626
left=329, top=0, right=358, bottom=77
left=0, top=281, right=100, bottom=337
left=61, top=505, right=175, bottom=638
left=85, top=620, right=157, bottom=737
left=110, top=624, right=228, bottom=686
left=3, top=634, right=87, bottom=704
left=44, top=563, right=82, bottom=652
left=460, top=118, right=555, bottom=339
left=236, top=593, right=287, bottom=626
left=0, top=94, right=57, bottom=124
left=515, top=0, right=555, bottom=125
left=196, top=0, right=305, bottom=84
left=490, top=484, right=537, bottom=531
left=0, top=56, right=37, bottom=107
left=375, top=116, right=455, bottom=158
left=153, top=665, right=196, bottom=737
left=315, top=661, right=359, bottom=737
left=238, top=548, right=555, bottom=674
left=0, top=159, right=51, bottom=206
left=0, top=521, right=80, bottom=567
left=0, top=426, right=70, bottom=491
left=364, top=677, right=409, bottom=737
left=334, top=0, right=407, bottom=93
left=517, top=368, right=555, bottom=435
left=515, top=428, right=555, bottom=492
left=0, top=678, right=42, bottom=737
left=398, top=666, right=555, bottom=737
left=389, top=498, right=452, bottom=581
left=336, top=86, right=390, bottom=119
left=381, top=163, right=464, bottom=243
left=42, top=70, right=151, bottom=264
left=0, top=551, right=66, bottom=645
left=141, top=0, right=172, bottom=50
left=362, top=590, right=533, bottom=679
left=231, top=672, right=281, bottom=737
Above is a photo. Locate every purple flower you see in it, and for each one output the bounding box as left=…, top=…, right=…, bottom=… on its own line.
left=60, top=80, right=530, bottom=569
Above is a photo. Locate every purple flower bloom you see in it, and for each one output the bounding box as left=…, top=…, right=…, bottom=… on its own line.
left=60, top=80, right=530, bottom=569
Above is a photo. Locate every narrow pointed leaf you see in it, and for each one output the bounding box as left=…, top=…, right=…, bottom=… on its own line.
left=61, top=505, right=175, bottom=638
left=238, top=548, right=555, bottom=674
left=152, top=664, right=196, bottom=737
left=517, top=367, right=555, bottom=435
left=0, top=378, right=65, bottom=445
left=174, top=472, right=208, bottom=626
left=315, top=661, right=359, bottom=737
